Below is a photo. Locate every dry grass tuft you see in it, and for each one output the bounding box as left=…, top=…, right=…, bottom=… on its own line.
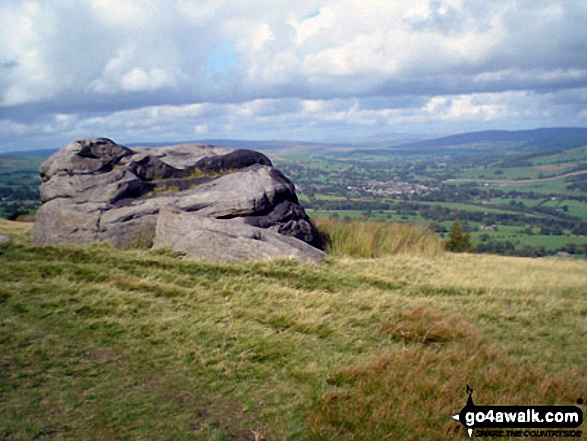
left=314, top=218, right=444, bottom=258
left=307, top=309, right=586, bottom=441
left=380, top=307, right=481, bottom=344
left=0, top=218, right=34, bottom=245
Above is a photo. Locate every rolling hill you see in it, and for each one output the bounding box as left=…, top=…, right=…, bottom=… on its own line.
left=395, top=127, right=587, bottom=153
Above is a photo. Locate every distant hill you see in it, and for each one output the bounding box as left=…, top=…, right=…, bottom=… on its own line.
left=194, top=139, right=336, bottom=150
left=396, top=127, right=587, bottom=153
left=1, top=149, right=56, bottom=158
left=1, top=141, right=312, bottom=158
left=133, top=128, right=587, bottom=154
left=128, top=139, right=339, bottom=151
left=4, top=128, right=587, bottom=158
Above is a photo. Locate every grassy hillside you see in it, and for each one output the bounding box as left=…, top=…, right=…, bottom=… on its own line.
left=1, top=220, right=586, bottom=440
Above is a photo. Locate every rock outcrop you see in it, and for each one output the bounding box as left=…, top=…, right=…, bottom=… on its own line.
left=153, top=207, right=326, bottom=263
left=33, top=138, right=326, bottom=262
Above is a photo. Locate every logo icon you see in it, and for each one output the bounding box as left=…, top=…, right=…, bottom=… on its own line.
left=452, top=385, right=583, bottom=438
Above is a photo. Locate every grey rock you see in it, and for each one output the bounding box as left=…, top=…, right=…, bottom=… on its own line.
left=39, top=138, right=132, bottom=181
left=40, top=169, right=145, bottom=203
left=153, top=207, right=326, bottom=263
left=128, top=144, right=233, bottom=169
left=0, top=235, right=11, bottom=246
left=32, top=199, right=107, bottom=245
left=127, top=155, right=184, bottom=181
left=193, top=148, right=272, bottom=173
left=32, top=138, right=325, bottom=261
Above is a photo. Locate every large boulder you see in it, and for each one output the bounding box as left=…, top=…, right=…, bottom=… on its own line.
left=154, top=207, right=326, bottom=263
left=32, top=138, right=325, bottom=262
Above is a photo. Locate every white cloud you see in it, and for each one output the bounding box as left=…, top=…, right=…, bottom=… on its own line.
left=223, top=18, right=275, bottom=53
left=178, top=0, right=224, bottom=24
left=90, top=0, right=145, bottom=25
left=289, top=6, right=336, bottom=45
left=0, top=2, right=53, bottom=105
left=87, top=43, right=182, bottom=94
left=302, top=99, right=325, bottom=113
left=121, top=67, right=176, bottom=92
left=438, top=0, right=464, bottom=15
left=1, top=0, right=587, bottom=151
left=0, top=119, right=30, bottom=136
left=194, top=123, right=208, bottom=133
left=157, top=103, right=208, bottom=118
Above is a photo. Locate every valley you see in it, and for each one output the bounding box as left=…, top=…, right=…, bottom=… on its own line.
left=2, top=128, right=587, bottom=257
left=266, top=129, right=587, bottom=257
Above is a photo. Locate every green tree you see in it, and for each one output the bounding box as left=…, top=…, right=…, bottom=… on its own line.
left=445, top=220, right=474, bottom=253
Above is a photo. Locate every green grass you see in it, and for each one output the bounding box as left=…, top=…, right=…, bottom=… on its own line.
left=531, top=146, right=587, bottom=166
left=313, top=194, right=349, bottom=202
left=1, top=220, right=587, bottom=440
left=418, top=201, right=524, bottom=215
left=458, top=166, right=544, bottom=180
left=307, top=210, right=364, bottom=220
left=476, top=177, right=581, bottom=195
left=510, top=234, right=586, bottom=249
left=471, top=224, right=587, bottom=252
left=473, top=196, right=576, bottom=214
left=270, top=155, right=351, bottom=173
left=489, top=197, right=538, bottom=207
left=542, top=199, right=587, bottom=218
left=0, top=155, right=45, bottom=171
left=307, top=209, right=430, bottom=224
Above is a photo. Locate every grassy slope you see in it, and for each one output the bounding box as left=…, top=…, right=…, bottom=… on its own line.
left=1, top=220, right=586, bottom=440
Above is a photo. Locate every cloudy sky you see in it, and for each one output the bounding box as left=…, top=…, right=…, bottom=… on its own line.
left=1, top=0, right=587, bottom=152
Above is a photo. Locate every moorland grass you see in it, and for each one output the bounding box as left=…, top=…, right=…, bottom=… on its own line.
left=1, top=219, right=586, bottom=440
left=314, top=218, right=444, bottom=258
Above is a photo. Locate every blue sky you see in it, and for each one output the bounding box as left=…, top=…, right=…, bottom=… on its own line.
left=205, top=47, right=238, bottom=74
left=1, top=0, right=587, bottom=152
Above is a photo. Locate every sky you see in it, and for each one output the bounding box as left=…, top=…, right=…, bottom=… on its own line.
left=1, top=0, right=587, bottom=152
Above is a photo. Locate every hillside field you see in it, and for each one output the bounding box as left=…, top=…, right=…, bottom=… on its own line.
left=1, top=220, right=586, bottom=440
